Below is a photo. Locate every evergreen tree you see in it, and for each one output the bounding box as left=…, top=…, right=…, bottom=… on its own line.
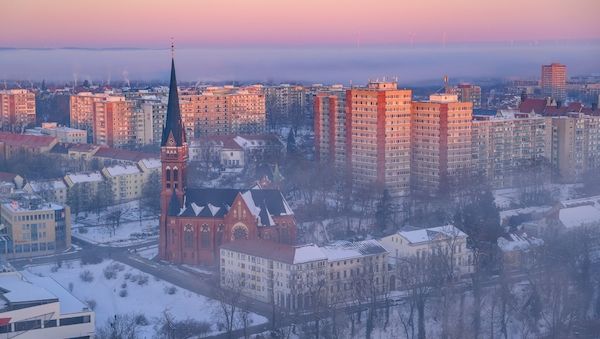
left=286, top=129, right=297, bottom=156
left=375, top=189, right=393, bottom=232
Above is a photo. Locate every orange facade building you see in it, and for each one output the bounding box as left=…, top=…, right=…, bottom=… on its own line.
left=0, top=89, right=36, bottom=132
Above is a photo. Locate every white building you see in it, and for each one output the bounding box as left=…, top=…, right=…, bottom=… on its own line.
left=0, top=270, right=94, bottom=338
left=381, top=225, right=473, bottom=277
left=23, top=179, right=68, bottom=205
left=101, top=165, right=144, bottom=202
left=220, top=239, right=389, bottom=312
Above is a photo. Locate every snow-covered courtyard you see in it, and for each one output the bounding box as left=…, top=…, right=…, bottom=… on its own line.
left=25, top=259, right=267, bottom=337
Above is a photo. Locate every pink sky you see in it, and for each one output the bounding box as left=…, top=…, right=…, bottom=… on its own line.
left=1, top=0, right=599, bottom=47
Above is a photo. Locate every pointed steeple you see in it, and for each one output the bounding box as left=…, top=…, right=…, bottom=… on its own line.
left=161, top=54, right=186, bottom=147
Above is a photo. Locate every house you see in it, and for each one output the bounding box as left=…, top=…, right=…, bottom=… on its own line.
left=497, top=232, right=543, bottom=270
left=23, top=179, right=68, bottom=205
left=0, top=132, right=58, bottom=161
left=381, top=225, right=473, bottom=277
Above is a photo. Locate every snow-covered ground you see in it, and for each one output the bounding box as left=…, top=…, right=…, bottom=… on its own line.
left=26, top=259, right=267, bottom=337
left=72, top=200, right=159, bottom=246
left=133, top=244, right=158, bottom=260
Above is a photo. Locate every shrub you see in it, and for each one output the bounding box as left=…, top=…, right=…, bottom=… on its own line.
left=79, top=270, right=94, bottom=282
left=121, top=282, right=127, bottom=289
left=103, top=266, right=117, bottom=280
left=85, top=299, right=97, bottom=311
left=134, top=314, right=148, bottom=326
left=136, top=274, right=149, bottom=286
left=78, top=227, right=88, bottom=234
left=50, top=265, right=59, bottom=273
left=124, top=272, right=132, bottom=280
left=119, top=289, right=128, bottom=298
left=164, top=286, right=177, bottom=295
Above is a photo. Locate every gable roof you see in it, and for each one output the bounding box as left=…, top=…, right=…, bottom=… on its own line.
left=396, top=225, right=466, bottom=244
left=175, top=188, right=293, bottom=226
left=0, top=132, right=57, bottom=148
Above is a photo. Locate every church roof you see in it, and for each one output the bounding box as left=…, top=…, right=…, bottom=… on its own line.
left=174, top=188, right=293, bottom=226
left=161, top=59, right=186, bottom=147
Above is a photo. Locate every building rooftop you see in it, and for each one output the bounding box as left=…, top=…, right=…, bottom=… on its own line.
left=0, top=132, right=57, bottom=148
left=104, top=165, right=141, bottom=177
left=396, top=225, right=467, bottom=245
left=321, top=240, right=388, bottom=261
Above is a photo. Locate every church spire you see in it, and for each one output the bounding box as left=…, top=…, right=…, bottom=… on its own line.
left=161, top=45, right=186, bottom=147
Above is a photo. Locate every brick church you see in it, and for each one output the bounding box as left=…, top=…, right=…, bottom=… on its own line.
left=159, top=56, right=297, bottom=265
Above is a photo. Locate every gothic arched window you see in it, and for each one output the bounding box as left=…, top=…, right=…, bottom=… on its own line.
left=232, top=224, right=248, bottom=241
left=173, top=167, right=179, bottom=181
left=184, top=224, right=193, bottom=248
left=201, top=225, right=211, bottom=248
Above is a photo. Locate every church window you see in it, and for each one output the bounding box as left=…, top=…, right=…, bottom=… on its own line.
left=166, top=168, right=171, bottom=181
left=232, top=224, right=248, bottom=240
left=201, top=225, right=210, bottom=248
left=173, top=168, right=179, bottom=181
left=184, top=224, right=193, bottom=248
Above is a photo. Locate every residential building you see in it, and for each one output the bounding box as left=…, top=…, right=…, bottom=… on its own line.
left=219, top=239, right=389, bottom=311
left=180, top=86, right=266, bottom=138
left=314, top=88, right=347, bottom=165
left=63, top=171, right=103, bottom=198
left=551, top=112, right=600, bottom=182
left=0, top=172, right=24, bottom=194
left=0, top=194, right=71, bottom=258
left=101, top=164, right=144, bottom=202
left=0, top=89, right=36, bottom=132
left=140, top=98, right=167, bottom=145
left=0, top=270, right=94, bottom=338
left=0, top=132, right=58, bottom=161
left=381, top=225, right=473, bottom=278
left=411, top=94, right=473, bottom=194
left=346, top=81, right=413, bottom=196
left=497, top=232, right=543, bottom=270
left=26, top=122, right=87, bottom=144
left=541, top=63, right=567, bottom=102
left=70, top=92, right=135, bottom=146
left=472, top=111, right=552, bottom=187
left=23, top=179, right=68, bottom=205
left=446, top=83, right=482, bottom=108
left=159, top=57, right=296, bottom=266
left=189, top=136, right=245, bottom=168
left=264, top=85, right=306, bottom=127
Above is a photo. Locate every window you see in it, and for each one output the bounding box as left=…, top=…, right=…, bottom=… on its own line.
left=184, top=225, right=194, bottom=248
left=44, top=319, right=57, bottom=328
left=166, top=169, right=171, bottom=181
left=201, top=225, right=210, bottom=248
left=60, top=316, right=91, bottom=326
left=14, top=320, right=41, bottom=331
left=173, top=168, right=179, bottom=181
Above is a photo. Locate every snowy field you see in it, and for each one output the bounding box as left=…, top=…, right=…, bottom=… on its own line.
left=25, top=259, right=267, bottom=337
left=71, top=200, right=159, bottom=246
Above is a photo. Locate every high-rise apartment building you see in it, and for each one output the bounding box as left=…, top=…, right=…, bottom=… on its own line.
left=70, top=93, right=135, bottom=147
left=179, top=86, right=266, bottom=138
left=0, top=89, right=36, bottom=132
left=472, top=111, right=552, bottom=187
left=446, top=84, right=482, bottom=109
left=314, top=88, right=347, bottom=165
left=541, top=63, right=567, bottom=102
left=346, top=81, right=412, bottom=196
left=411, top=94, right=473, bottom=194
left=140, top=99, right=167, bottom=145
left=264, top=85, right=306, bottom=127
left=551, top=112, right=600, bottom=182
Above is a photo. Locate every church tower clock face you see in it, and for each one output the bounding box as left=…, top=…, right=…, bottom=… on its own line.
left=232, top=224, right=249, bottom=240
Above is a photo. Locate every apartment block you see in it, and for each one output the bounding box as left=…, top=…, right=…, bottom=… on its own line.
left=264, top=85, right=306, bottom=126
left=70, top=92, right=135, bottom=146
left=411, top=94, right=473, bottom=194
left=0, top=194, right=71, bottom=258
left=551, top=112, right=600, bottom=182
left=472, top=111, right=552, bottom=187
left=314, top=88, right=347, bottom=165
left=220, top=239, right=389, bottom=312
left=0, top=89, right=36, bottom=132
left=346, top=81, right=413, bottom=196
left=446, top=83, right=481, bottom=108
left=180, top=86, right=266, bottom=138
left=541, top=63, right=567, bottom=102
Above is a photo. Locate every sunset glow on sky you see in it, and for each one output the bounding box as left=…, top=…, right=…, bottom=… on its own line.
left=2, top=0, right=599, bottom=47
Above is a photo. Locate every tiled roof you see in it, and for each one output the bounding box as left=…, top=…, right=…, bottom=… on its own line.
left=0, top=132, right=56, bottom=148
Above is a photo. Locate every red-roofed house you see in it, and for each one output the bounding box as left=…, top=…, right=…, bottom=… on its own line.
left=0, top=132, right=58, bottom=160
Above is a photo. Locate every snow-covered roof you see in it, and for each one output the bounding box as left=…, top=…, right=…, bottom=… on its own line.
left=21, top=271, right=89, bottom=314
left=500, top=206, right=553, bottom=223
left=559, top=204, right=600, bottom=228
left=104, top=165, right=141, bottom=177
left=65, top=171, right=103, bottom=184
left=293, top=244, right=327, bottom=264
left=0, top=273, right=57, bottom=306
left=321, top=240, right=388, bottom=261
left=397, top=225, right=467, bottom=244
left=498, top=233, right=543, bottom=252
left=27, top=179, right=67, bottom=191
left=139, top=158, right=161, bottom=170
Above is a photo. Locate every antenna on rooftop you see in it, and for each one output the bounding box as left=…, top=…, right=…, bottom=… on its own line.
left=170, top=37, right=175, bottom=59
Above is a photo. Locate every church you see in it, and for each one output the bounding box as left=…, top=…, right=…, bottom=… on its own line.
left=159, top=56, right=297, bottom=265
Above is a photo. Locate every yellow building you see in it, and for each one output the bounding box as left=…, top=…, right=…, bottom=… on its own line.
left=0, top=194, right=71, bottom=258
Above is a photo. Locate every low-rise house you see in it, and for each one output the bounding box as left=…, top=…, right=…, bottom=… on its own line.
left=23, top=179, right=68, bottom=205
left=0, top=132, right=58, bottom=161
left=26, top=122, right=88, bottom=144
left=0, top=270, right=95, bottom=338
left=189, top=136, right=245, bottom=168
left=557, top=195, right=600, bottom=229
left=0, top=172, right=24, bottom=195
left=381, top=225, right=473, bottom=279
left=497, top=232, right=543, bottom=270
left=63, top=171, right=103, bottom=198
left=0, top=194, right=70, bottom=258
